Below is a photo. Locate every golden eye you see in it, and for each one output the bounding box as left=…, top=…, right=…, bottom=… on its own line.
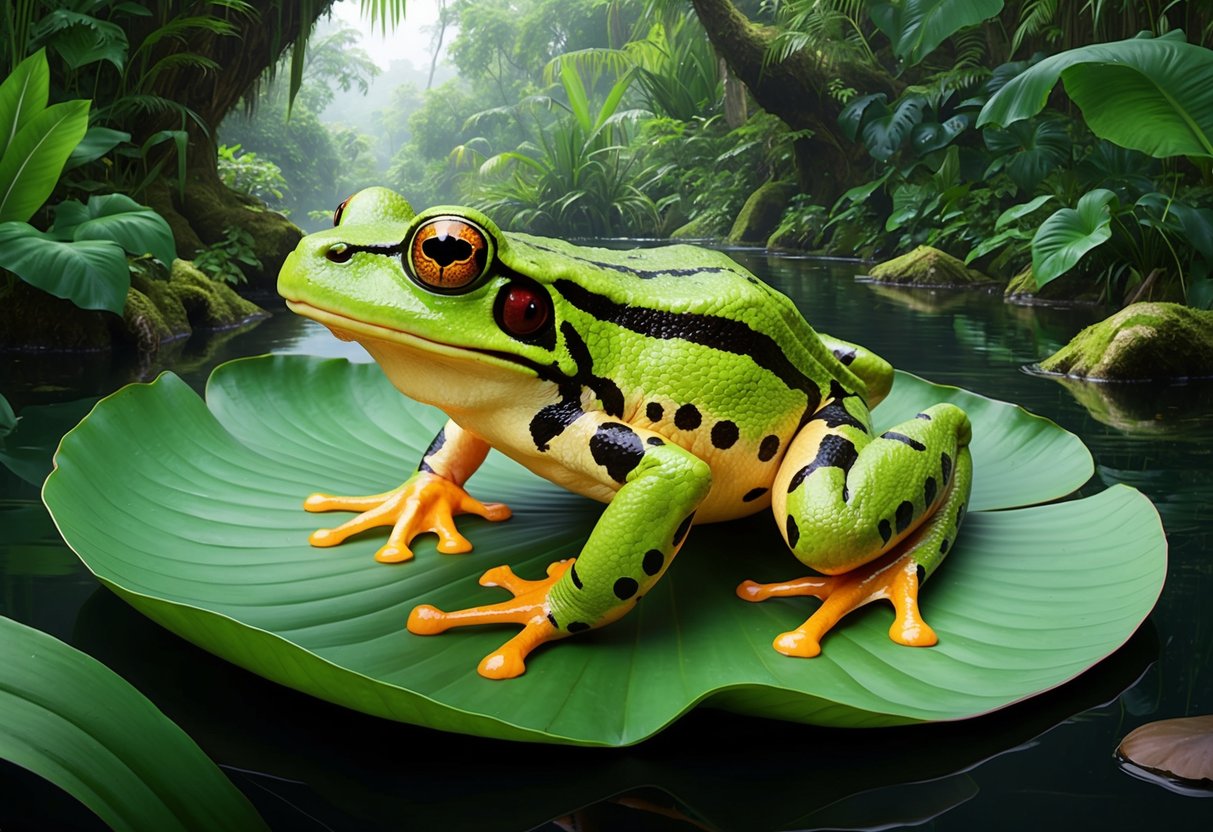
left=407, top=217, right=490, bottom=292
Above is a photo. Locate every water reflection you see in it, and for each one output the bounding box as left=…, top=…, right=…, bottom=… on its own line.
left=1, top=255, right=1210, bottom=829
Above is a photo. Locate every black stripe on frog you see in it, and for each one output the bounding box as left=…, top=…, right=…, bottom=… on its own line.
left=528, top=323, right=625, bottom=451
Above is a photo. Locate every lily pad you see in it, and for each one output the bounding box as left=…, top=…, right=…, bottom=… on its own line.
left=43, top=355, right=1166, bottom=746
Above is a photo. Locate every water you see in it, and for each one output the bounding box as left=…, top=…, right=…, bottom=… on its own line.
left=2, top=252, right=1210, bottom=830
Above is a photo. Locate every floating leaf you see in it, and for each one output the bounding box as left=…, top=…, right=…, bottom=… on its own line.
left=1118, top=716, right=1213, bottom=784
left=44, top=356, right=1165, bottom=746
left=0, top=616, right=267, bottom=830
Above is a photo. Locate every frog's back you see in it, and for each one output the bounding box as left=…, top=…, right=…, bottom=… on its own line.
left=506, top=233, right=860, bottom=399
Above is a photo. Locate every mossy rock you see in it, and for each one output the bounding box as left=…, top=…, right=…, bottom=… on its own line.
left=1039, top=302, right=1213, bottom=381
left=670, top=213, right=727, bottom=241
left=150, top=174, right=302, bottom=291
left=864, top=246, right=997, bottom=288
left=1004, top=266, right=1102, bottom=306
left=0, top=261, right=266, bottom=353
left=727, top=181, right=796, bottom=244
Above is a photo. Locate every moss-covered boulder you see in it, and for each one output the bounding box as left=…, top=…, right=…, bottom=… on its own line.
left=0, top=260, right=266, bottom=353
left=1004, top=266, right=1102, bottom=306
left=727, top=181, right=796, bottom=244
left=670, top=213, right=726, bottom=241
left=146, top=175, right=301, bottom=291
left=864, top=246, right=997, bottom=288
left=1040, top=302, right=1213, bottom=380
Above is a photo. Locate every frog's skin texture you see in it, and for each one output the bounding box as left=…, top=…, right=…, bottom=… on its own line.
left=278, top=187, right=973, bottom=679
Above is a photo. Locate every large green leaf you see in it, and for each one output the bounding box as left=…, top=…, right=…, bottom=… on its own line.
left=43, top=356, right=1164, bottom=747
left=1031, top=188, right=1117, bottom=286
left=977, top=34, right=1213, bottom=158
left=0, top=99, right=90, bottom=223
left=0, top=616, right=267, bottom=831
left=869, top=0, right=1004, bottom=66
left=0, top=49, right=50, bottom=161
left=52, top=193, right=176, bottom=267
left=0, top=221, right=129, bottom=313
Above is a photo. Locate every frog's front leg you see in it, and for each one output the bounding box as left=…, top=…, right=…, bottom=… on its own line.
left=304, top=419, right=510, bottom=563
left=740, top=391, right=972, bottom=658
left=407, top=413, right=713, bottom=679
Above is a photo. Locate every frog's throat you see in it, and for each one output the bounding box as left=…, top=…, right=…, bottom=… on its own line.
left=285, top=300, right=534, bottom=375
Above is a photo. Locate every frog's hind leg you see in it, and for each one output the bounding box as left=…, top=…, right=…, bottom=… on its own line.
left=742, top=393, right=972, bottom=657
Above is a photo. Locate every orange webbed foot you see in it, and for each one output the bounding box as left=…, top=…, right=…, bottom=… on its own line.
left=407, top=559, right=574, bottom=679
left=739, top=550, right=937, bottom=658
left=304, top=472, right=510, bottom=563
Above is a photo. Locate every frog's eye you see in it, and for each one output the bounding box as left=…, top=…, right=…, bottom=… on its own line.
left=333, top=195, right=352, bottom=227
left=406, top=216, right=490, bottom=293
left=495, top=281, right=552, bottom=340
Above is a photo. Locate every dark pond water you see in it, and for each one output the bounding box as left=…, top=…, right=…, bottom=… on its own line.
left=2, top=251, right=1211, bottom=831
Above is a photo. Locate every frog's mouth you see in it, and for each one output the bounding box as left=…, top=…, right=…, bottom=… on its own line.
left=285, top=300, right=538, bottom=375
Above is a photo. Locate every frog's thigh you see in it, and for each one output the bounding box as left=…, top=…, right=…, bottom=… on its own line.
left=543, top=414, right=714, bottom=632
left=773, top=399, right=971, bottom=574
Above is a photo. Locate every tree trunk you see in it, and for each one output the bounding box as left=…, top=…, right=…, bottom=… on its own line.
left=124, top=1, right=340, bottom=288
left=690, top=0, right=893, bottom=204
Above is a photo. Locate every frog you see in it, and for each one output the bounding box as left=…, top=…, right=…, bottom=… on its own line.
left=277, top=186, right=973, bottom=680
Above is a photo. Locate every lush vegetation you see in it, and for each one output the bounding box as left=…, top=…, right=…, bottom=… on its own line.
left=3, top=0, right=1212, bottom=308
left=205, top=0, right=1212, bottom=307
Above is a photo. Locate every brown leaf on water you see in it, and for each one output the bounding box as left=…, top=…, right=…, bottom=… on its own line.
left=1118, top=716, right=1213, bottom=783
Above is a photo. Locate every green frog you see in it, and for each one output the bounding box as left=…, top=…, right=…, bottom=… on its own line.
left=278, top=187, right=973, bottom=679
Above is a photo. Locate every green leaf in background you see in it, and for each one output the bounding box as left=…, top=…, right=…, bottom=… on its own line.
left=44, top=356, right=1165, bottom=747
left=869, top=0, right=1005, bottom=66
left=0, top=393, right=15, bottom=438
left=0, top=99, right=90, bottom=223
left=995, top=194, right=1053, bottom=229
left=65, top=126, right=131, bottom=169
left=0, top=222, right=129, bottom=313
left=1031, top=188, right=1117, bottom=286
left=52, top=193, right=176, bottom=266
left=861, top=94, right=926, bottom=161
left=0, top=616, right=267, bottom=831
left=31, top=9, right=130, bottom=71
left=0, top=49, right=50, bottom=160
left=977, top=34, right=1213, bottom=159
left=983, top=117, right=1071, bottom=192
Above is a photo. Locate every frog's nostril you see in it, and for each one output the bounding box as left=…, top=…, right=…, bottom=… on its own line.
left=325, top=243, right=352, bottom=263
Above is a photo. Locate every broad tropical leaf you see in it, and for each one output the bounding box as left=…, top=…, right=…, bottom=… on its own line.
left=0, top=221, right=129, bottom=313
left=52, top=193, right=176, bottom=266
left=65, top=126, right=130, bottom=169
left=978, top=33, right=1213, bottom=158
left=42, top=356, right=1165, bottom=746
left=1031, top=189, right=1117, bottom=286
left=0, top=616, right=268, bottom=831
left=0, top=99, right=90, bottom=223
left=0, top=49, right=50, bottom=160
left=869, top=0, right=1005, bottom=66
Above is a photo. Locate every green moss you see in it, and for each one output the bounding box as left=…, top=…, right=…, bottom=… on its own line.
left=866, top=246, right=996, bottom=287
left=1004, top=266, right=1102, bottom=305
left=670, top=213, right=726, bottom=240
left=0, top=260, right=266, bottom=353
left=1040, top=302, right=1213, bottom=380
left=727, top=181, right=796, bottom=244
left=166, top=175, right=302, bottom=291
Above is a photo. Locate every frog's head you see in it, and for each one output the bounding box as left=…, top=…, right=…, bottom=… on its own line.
left=279, top=187, right=570, bottom=406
